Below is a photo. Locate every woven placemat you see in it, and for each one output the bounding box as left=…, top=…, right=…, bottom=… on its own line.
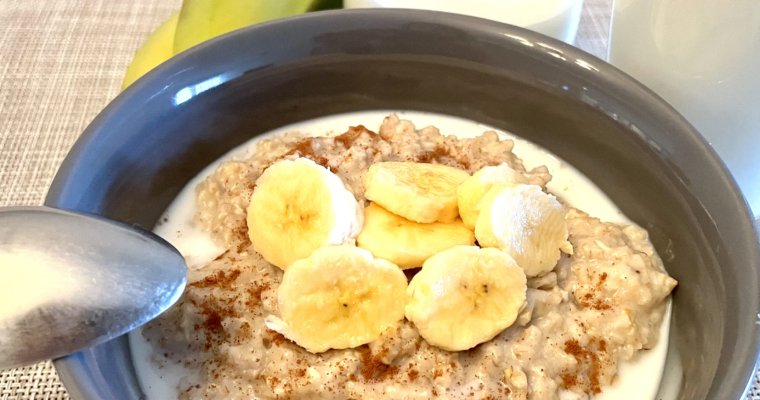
left=0, top=0, right=757, bottom=399
left=0, top=1, right=180, bottom=399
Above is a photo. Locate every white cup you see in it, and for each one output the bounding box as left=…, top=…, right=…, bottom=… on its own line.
left=344, top=0, right=585, bottom=44
left=609, top=0, right=760, bottom=217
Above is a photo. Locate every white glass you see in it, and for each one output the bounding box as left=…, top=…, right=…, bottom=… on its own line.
left=344, top=0, right=585, bottom=44
left=609, top=0, right=760, bottom=217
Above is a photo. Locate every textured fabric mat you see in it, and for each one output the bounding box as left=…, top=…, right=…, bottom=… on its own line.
left=0, top=0, right=757, bottom=399
left=0, top=1, right=180, bottom=399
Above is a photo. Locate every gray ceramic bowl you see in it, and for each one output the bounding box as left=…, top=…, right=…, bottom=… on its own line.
left=47, top=9, right=760, bottom=400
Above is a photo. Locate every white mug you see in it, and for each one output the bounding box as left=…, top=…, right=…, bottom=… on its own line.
left=609, top=0, right=760, bottom=217
left=344, top=0, right=586, bottom=44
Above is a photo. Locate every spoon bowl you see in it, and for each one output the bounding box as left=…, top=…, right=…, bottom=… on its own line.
left=0, top=207, right=186, bottom=370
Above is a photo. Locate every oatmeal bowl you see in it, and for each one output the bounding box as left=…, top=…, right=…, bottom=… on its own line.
left=47, top=9, right=759, bottom=400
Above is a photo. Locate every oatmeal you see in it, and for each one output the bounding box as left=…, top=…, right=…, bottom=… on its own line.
left=139, top=114, right=677, bottom=399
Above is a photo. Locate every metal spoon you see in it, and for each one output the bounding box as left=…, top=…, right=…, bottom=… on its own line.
left=0, top=207, right=186, bottom=370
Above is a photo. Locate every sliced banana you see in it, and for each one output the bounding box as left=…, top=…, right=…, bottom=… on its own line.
left=246, top=157, right=362, bottom=270
left=265, top=245, right=407, bottom=353
left=457, top=163, right=529, bottom=230
left=405, top=245, right=527, bottom=351
left=364, top=162, right=470, bottom=223
left=356, top=202, right=475, bottom=269
left=475, top=184, right=570, bottom=277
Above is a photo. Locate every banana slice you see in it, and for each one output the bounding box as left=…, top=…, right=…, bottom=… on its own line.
left=356, top=202, right=475, bottom=269
left=457, top=163, right=529, bottom=230
left=247, top=157, right=362, bottom=270
left=405, top=245, right=527, bottom=351
left=475, top=184, right=570, bottom=277
left=365, top=162, right=470, bottom=223
left=265, top=245, right=407, bottom=353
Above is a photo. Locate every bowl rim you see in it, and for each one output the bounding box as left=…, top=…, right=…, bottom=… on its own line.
left=47, top=8, right=760, bottom=400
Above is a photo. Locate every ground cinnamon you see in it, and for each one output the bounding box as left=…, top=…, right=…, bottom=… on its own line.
left=334, top=125, right=373, bottom=148
left=189, top=269, right=241, bottom=289
left=285, top=139, right=330, bottom=167
left=357, top=346, right=398, bottom=381
left=561, top=338, right=608, bottom=394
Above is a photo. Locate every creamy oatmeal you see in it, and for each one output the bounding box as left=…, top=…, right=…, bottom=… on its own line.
left=135, top=113, right=677, bottom=399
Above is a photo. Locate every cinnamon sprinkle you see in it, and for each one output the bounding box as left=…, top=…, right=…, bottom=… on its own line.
left=356, top=346, right=398, bottom=381
left=196, top=300, right=238, bottom=350
left=238, top=321, right=252, bottom=340
left=245, top=282, right=270, bottom=308
left=269, top=331, right=289, bottom=346
left=577, top=272, right=613, bottom=310
left=561, top=338, right=608, bottom=394
left=285, top=139, right=330, bottom=167
left=186, top=267, right=247, bottom=350
left=232, top=226, right=250, bottom=250
left=334, top=125, right=374, bottom=148
left=189, top=269, right=241, bottom=289
left=416, top=144, right=450, bottom=164
left=407, top=369, right=419, bottom=382
left=415, top=144, right=472, bottom=170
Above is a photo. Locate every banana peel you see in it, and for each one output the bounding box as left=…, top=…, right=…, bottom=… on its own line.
left=121, top=13, right=179, bottom=89
left=174, top=0, right=315, bottom=53
left=122, top=0, right=342, bottom=89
